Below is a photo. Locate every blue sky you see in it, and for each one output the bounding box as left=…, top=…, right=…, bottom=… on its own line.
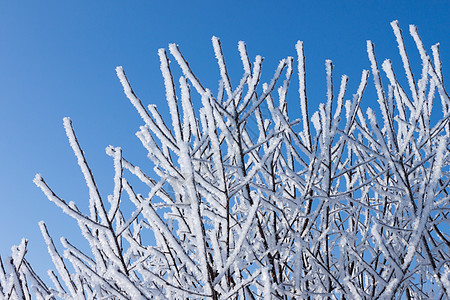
left=1, top=0, right=449, bottom=279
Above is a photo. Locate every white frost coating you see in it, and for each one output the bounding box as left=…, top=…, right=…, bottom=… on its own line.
left=381, top=59, right=412, bottom=120
left=123, top=180, right=201, bottom=278
left=176, top=128, right=213, bottom=295
left=279, top=57, right=294, bottom=116
left=9, top=240, right=31, bottom=300
left=397, top=58, right=429, bottom=155
left=109, top=266, right=146, bottom=300
left=391, top=20, right=419, bottom=103
left=334, top=75, right=348, bottom=123
left=64, top=250, right=127, bottom=300
left=319, top=103, right=326, bottom=136
left=168, top=43, right=206, bottom=95
left=382, top=59, right=418, bottom=154
left=219, top=269, right=262, bottom=300
left=0, top=256, right=6, bottom=289
left=159, top=48, right=183, bottom=143
left=366, top=42, right=385, bottom=107
left=97, top=230, right=123, bottom=273
left=213, top=36, right=233, bottom=99
left=147, top=104, right=177, bottom=146
left=25, top=27, right=450, bottom=298
left=296, top=40, right=311, bottom=150
left=261, top=266, right=272, bottom=300
left=238, top=41, right=252, bottom=75
left=325, top=60, right=333, bottom=113
left=108, top=146, right=122, bottom=221
left=239, top=58, right=287, bottom=122
left=10, top=239, right=27, bottom=270
left=47, top=269, right=65, bottom=295
left=325, top=60, right=333, bottom=146
left=367, top=42, right=398, bottom=152
left=409, top=25, right=427, bottom=63
left=210, top=227, right=224, bottom=273
left=229, top=133, right=283, bottom=196
left=403, top=136, right=448, bottom=271
left=343, top=276, right=362, bottom=300
left=432, top=43, right=443, bottom=81
left=428, top=44, right=440, bottom=116
left=410, top=25, right=450, bottom=117
left=371, top=221, right=402, bottom=277
left=237, top=55, right=262, bottom=114
left=179, top=76, right=199, bottom=142
left=354, top=70, right=370, bottom=131
left=311, top=111, right=321, bottom=133
left=116, top=66, right=179, bottom=152
left=116, top=66, right=153, bottom=125
left=345, top=100, right=352, bottom=122
left=39, top=221, right=77, bottom=296
left=63, top=117, right=109, bottom=225
left=441, top=266, right=450, bottom=297
left=33, top=174, right=108, bottom=231
left=60, top=237, right=95, bottom=269
left=136, top=126, right=182, bottom=178
left=213, top=193, right=261, bottom=285
left=200, top=91, right=227, bottom=198
left=6, top=256, right=25, bottom=299
left=380, top=278, right=399, bottom=299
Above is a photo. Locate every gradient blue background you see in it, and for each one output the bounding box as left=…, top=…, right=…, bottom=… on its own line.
left=1, top=0, right=449, bottom=280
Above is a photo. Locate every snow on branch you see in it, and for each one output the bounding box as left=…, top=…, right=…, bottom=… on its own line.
left=11, top=21, right=450, bottom=299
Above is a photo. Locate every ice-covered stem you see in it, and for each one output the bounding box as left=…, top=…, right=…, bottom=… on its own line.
left=179, top=76, right=200, bottom=142
left=325, top=60, right=333, bottom=134
left=64, top=119, right=129, bottom=274
left=367, top=41, right=399, bottom=153
left=33, top=174, right=108, bottom=232
left=0, top=239, right=37, bottom=299
left=63, top=249, right=128, bottom=299
left=121, top=179, right=202, bottom=278
left=159, top=48, right=183, bottom=144
left=213, top=36, right=233, bottom=100
left=296, top=41, right=312, bottom=151
left=116, top=66, right=179, bottom=151
left=39, top=221, right=78, bottom=296
left=239, top=58, right=287, bottom=123
left=381, top=59, right=409, bottom=138
left=410, top=25, right=450, bottom=120
left=63, top=117, right=109, bottom=225
left=5, top=256, right=26, bottom=299
left=169, top=43, right=206, bottom=95
left=213, top=193, right=261, bottom=286
left=432, top=43, right=443, bottom=82
left=174, top=121, right=215, bottom=298
left=391, top=20, right=419, bottom=104
left=107, top=146, right=123, bottom=221
left=200, top=90, right=229, bottom=274
left=34, top=124, right=131, bottom=289
left=214, top=39, right=287, bottom=291
left=238, top=41, right=252, bottom=75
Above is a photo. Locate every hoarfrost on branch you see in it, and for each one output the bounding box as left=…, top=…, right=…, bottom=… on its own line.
left=2, top=21, right=450, bottom=299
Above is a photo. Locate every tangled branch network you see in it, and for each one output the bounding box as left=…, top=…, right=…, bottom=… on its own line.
left=3, top=20, right=450, bottom=299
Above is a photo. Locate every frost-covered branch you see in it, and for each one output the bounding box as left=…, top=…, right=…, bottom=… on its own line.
left=7, top=21, right=449, bottom=299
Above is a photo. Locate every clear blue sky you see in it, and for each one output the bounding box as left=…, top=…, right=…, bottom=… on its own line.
left=1, top=0, right=449, bottom=279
